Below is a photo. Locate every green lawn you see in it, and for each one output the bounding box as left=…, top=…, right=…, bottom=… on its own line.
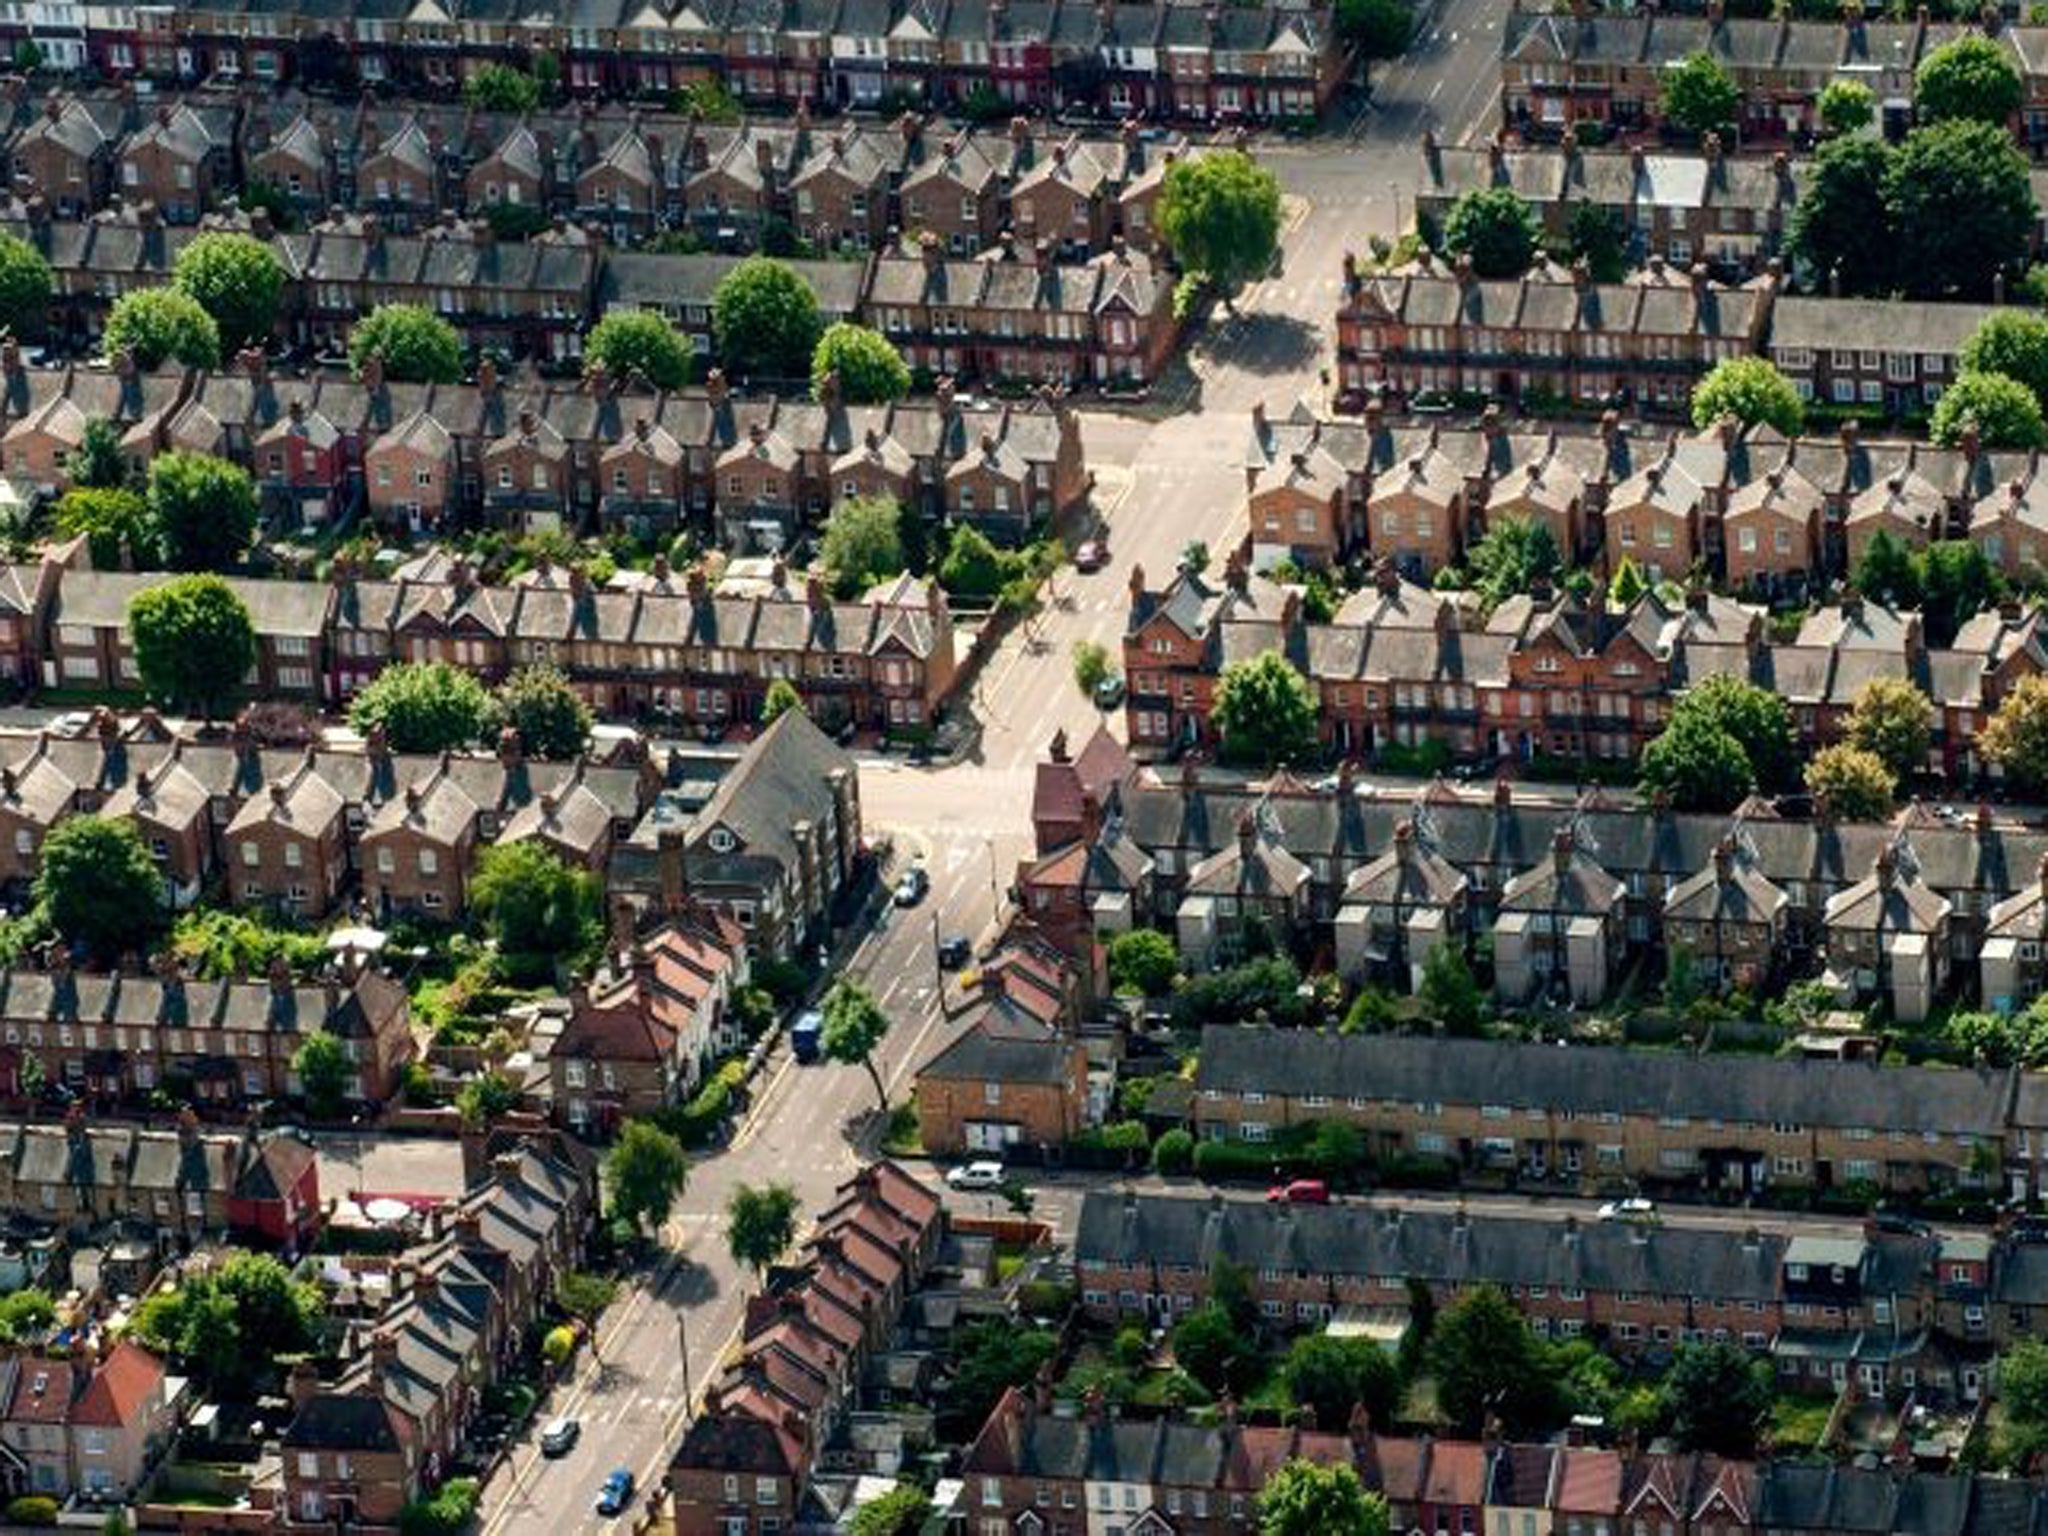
left=1770, top=1391, right=1836, bottom=1452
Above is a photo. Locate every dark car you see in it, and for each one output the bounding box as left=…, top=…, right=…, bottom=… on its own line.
left=937, top=935, right=973, bottom=970
left=1074, top=538, right=1109, bottom=572
left=893, top=865, right=930, bottom=906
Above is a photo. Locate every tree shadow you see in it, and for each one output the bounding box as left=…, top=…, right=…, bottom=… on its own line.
left=1206, top=312, right=1324, bottom=378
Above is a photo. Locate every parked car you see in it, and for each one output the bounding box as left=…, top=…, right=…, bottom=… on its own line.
left=937, top=935, right=973, bottom=970
left=947, top=1160, right=1006, bottom=1191
left=1596, top=1197, right=1657, bottom=1223
left=540, top=1417, right=581, bottom=1456
left=596, top=1469, right=635, bottom=1517
left=790, top=1010, right=823, bottom=1064
left=1266, top=1179, right=1330, bottom=1205
left=1074, top=538, right=1109, bottom=572
left=1094, top=674, right=1126, bottom=710
left=893, top=865, right=930, bottom=907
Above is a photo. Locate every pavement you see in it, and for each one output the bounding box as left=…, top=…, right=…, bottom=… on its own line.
left=474, top=9, right=1514, bottom=1528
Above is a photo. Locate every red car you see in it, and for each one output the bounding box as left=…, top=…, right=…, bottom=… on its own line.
left=1265, top=1179, right=1330, bottom=1205
left=1074, top=539, right=1109, bottom=572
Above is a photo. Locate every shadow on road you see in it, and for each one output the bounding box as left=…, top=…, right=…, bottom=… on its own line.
left=662, top=1253, right=723, bottom=1308
left=1207, top=313, right=1323, bottom=377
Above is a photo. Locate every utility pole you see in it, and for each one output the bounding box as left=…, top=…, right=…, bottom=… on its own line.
left=986, top=838, right=1001, bottom=919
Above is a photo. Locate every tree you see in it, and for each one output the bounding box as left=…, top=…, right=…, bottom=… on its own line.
left=172, top=232, right=285, bottom=353
left=1258, top=1460, right=1389, bottom=1536
left=104, top=287, right=221, bottom=370
left=822, top=980, right=892, bottom=1109
left=54, top=487, right=155, bottom=569
left=1638, top=711, right=1755, bottom=813
left=1157, top=150, right=1283, bottom=297
left=0, top=1290, right=53, bottom=1344
left=1916, top=33, right=2023, bottom=125
left=812, top=322, right=911, bottom=404
left=131, top=1251, right=318, bottom=1397
left=1213, top=651, right=1318, bottom=766
left=348, top=303, right=465, bottom=384
left=1790, top=136, right=1895, bottom=297
left=1418, top=942, right=1485, bottom=1035
left=146, top=451, right=258, bottom=573
left=554, top=1271, right=620, bottom=1328
left=761, top=678, right=803, bottom=725
left=606, top=1118, right=689, bottom=1235
left=1441, top=187, right=1543, bottom=279
left=398, top=1479, right=481, bottom=1536
left=1429, top=1284, right=1563, bottom=1436
left=1885, top=121, right=2035, bottom=300
left=726, top=1181, right=801, bottom=1278
left=455, top=1071, right=521, bottom=1127
left=1607, top=556, right=1648, bottom=610
left=34, top=816, right=165, bottom=962
left=1680, top=674, right=1797, bottom=792
left=584, top=308, right=694, bottom=390
left=939, top=1321, right=1059, bottom=1440
left=1818, top=79, right=1876, bottom=137
left=1919, top=540, right=2005, bottom=647
left=1108, top=928, right=1180, bottom=996
left=819, top=494, right=905, bottom=598
left=1933, top=370, right=2047, bottom=449
left=848, top=1486, right=930, bottom=1536
left=348, top=660, right=499, bottom=753
left=1690, top=357, right=1805, bottom=436
left=129, top=575, right=256, bottom=721
left=1660, top=1341, right=1774, bottom=1457
left=1846, top=676, right=1934, bottom=782
left=1072, top=640, right=1111, bottom=698
left=1336, top=0, right=1413, bottom=58
left=68, top=418, right=127, bottom=491
left=0, top=232, right=52, bottom=341
left=1171, top=1303, right=1257, bottom=1395
left=1854, top=528, right=1921, bottom=613
left=463, top=61, right=543, bottom=112
left=1280, top=1333, right=1401, bottom=1432
left=1464, top=517, right=1560, bottom=607
left=470, top=841, right=600, bottom=983
left=713, top=257, right=823, bottom=378
left=1660, top=53, right=1741, bottom=138
left=1962, top=310, right=2048, bottom=413
left=495, top=665, right=591, bottom=760
left=940, top=524, right=1009, bottom=597
left=1566, top=202, right=1629, bottom=283
left=1980, top=673, right=2048, bottom=793
left=2000, top=1339, right=2048, bottom=1466
left=1804, top=743, right=1896, bottom=822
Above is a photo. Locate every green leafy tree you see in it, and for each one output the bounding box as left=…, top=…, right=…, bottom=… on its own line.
left=0, top=1291, right=53, bottom=1343
left=1919, top=540, right=2005, bottom=647
left=1336, top=0, right=1413, bottom=57
left=1845, top=676, right=1934, bottom=782
left=812, top=321, right=911, bottom=404
left=1791, top=136, right=1895, bottom=297
left=713, top=257, right=823, bottom=378
left=1608, top=556, right=1648, bottom=610
left=293, top=1028, right=349, bottom=1115
left=1999, top=1339, right=2048, bottom=1466
left=584, top=308, right=694, bottom=390
left=822, top=979, right=892, bottom=1109
left=1818, top=79, right=1876, bottom=136
left=1441, top=187, right=1543, bottom=279
left=1916, top=34, right=2024, bottom=125
left=470, top=841, right=600, bottom=982
left=1464, top=517, right=1560, bottom=607
left=1213, top=651, right=1318, bottom=766
left=1933, top=370, right=2048, bottom=449
left=398, top=1479, right=480, bottom=1536
left=1962, top=310, right=2048, bottom=412
left=849, top=1485, right=933, bottom=1536
left=1280, top=1333, right=1401, bottom=1433
left=463, top=61, right=543, bottom=112
left=34, top=816, right=165, bottom=961
left=726, top=1181, right=802, bottom=1278
left=554, top=1271, right=620, bottom=1328
left=1660, top=1341, right=1775, bottom=1456
left=1171, top=1303, right=1257, bottom=1395
left=939, top=1321, right=1058, bottom=1440
left=1418, top=942, right=1485, bottom=1035
left=606, top=1118, right=689, bottom=1235
left=1853, top=527, right=1921, bottom=612
left=1804, top=743, right=1896, bottom=822
left=1157, top=150, right=1283, bottom=298
left=54, top=487, right=155, bottom=569
left=1108, top=928, right=1180, bottom=996
left=1258, top=1460, right=1389, bottom=1536
left=1072, top=639, right=1111, bottom=698
left=455, top=1071, right=521, bottom=1127
left=1639, top=711, right=1756, bottom=813
left=348, top=660, right=499, bottom=753
left=68, top=418, right=128, bottom=490
left=349, top=303, right=465, bottom=384
left=105, top=287, right=220, bottom=370
left=0, top=232, right=50, bottom=341
left=820, top=494, right=905, bottom=597
left=1430, top=1284, right=1564, bottom=1436
left=496, top=664, right=591, bottom=760
left=1682, top=674, right=1796, bottom=792
left=172, top=232, right=285, bottom=353
left=131, top=1252, right=319, bottom=1397
left=1566, top=202, right=1629, bottom=282
left=940, top=524, right=1008, bottom=597
left=129, top=575, right=255, bottom=720
left=146, top=451, right=257, bottom=572
left=1885, top=121, right=2035, bottom=300
left=1980, top=673, right=2048, bottom=793
left=1661, top=53, right=1741, bottom=137
left=1690, top=357, right=1805, bottom=436
left=761, top=678, right=803, bottom=725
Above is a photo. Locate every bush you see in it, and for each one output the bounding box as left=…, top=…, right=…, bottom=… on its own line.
left=1153, top=1127, right=1196, bottom=1174
left=542, top=1325, right=576, bottom=1367
left=5, top=1496, right=57, bottom=1526
left=398, top=1478, right=479, bottom=1536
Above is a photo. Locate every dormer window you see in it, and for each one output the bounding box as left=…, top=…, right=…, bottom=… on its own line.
left=708, top=828, right=736, bottom=853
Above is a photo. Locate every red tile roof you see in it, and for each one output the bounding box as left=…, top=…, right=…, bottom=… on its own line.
left=70, top=1342, right=165, bottom=1428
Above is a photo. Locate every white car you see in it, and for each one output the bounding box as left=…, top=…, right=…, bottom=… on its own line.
left=539, top=1417, right=581, bottom=1456
left=946, top=1160, right=1006, bottom=1191
left=1596, top=1198, right=1657, bottom=1224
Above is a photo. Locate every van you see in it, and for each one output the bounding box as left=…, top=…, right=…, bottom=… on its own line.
left=791, top=1010, right=824, bottom=1063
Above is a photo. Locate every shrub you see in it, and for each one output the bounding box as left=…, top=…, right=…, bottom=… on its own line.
left=1153, top=1127, right=1196, bottom=1174
left=5, top=1496, right=57, bottom=1526
left=542, top=1325, right=576, bottom=1367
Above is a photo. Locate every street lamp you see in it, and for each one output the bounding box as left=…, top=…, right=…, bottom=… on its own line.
left=676, top=1306, right=692, bottom=1412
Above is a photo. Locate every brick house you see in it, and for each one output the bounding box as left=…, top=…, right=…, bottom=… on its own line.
left=913, top=994, right=1090, bottom=1155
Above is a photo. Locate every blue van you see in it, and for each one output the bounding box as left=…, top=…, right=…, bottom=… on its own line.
left=790, top=1010, right=824, bottom=1063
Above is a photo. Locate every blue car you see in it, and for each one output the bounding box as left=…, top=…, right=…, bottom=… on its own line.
left=596, top=1468, right=635, bottom=1517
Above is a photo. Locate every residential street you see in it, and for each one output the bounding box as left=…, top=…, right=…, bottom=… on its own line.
left=475, top=9, right=1508, bottom=1528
